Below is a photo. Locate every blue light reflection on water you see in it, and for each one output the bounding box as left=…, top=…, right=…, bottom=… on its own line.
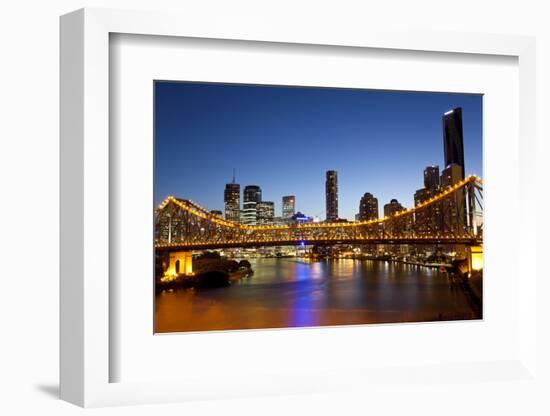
left=290, top=262, right=316, bottom=327
left=155, top=258, right=478, bottom=332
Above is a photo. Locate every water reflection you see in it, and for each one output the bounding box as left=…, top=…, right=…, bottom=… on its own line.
left=156, top=258, right=479, bottom=333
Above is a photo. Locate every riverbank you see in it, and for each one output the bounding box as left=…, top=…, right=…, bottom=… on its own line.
left=157, top=268, right=253, bottom=291
left=306, top=254, right=453, bottom=269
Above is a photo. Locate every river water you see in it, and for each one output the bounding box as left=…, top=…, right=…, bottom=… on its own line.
left=155, top=258, right=480, bottom=333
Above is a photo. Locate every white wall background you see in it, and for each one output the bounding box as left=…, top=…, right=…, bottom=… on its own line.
left=0, top=1, right=548, bottom=415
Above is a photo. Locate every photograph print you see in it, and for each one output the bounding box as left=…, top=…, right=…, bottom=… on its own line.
left=154, top=81, right=483, bottom=333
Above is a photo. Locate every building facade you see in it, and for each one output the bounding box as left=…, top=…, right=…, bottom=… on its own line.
left=440, top=163, right=466, bottom=234
left=242, top=185, right=262, bottom=225
left=423, top=165, right=440, bottom=190
left=358, top=192, right=379, bottom=221
left=257, top=201, right=275, bottom=224
left=382, top=198, right=410, bottom=254
left=224, top=182, right=240, bottom=222
left=383, top=198, right=404, bottom=217
left=413, top=187, right=442, bottom=235
left=282, top=195, right=296, bottom=221
left=325, top=170, right=338, bottom=222
left=414, top=165, right=442, bottom=235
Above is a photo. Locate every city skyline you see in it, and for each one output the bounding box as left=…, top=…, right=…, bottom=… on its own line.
left=155, top=81, right=482, bottom=220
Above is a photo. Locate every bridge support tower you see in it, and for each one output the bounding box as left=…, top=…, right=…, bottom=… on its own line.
left=163, top=251, right=193, bottom=280
left=467, top=245, right=483, bottom=275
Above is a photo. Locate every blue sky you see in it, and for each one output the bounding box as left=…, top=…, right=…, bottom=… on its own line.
left=155, top=81, right=482, bottom=220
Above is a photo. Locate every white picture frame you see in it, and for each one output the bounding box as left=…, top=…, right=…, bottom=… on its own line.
left=60, top=8, right=538, bottom=408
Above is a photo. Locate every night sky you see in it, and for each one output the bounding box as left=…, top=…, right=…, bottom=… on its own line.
left=155, top=82, right=482, bottom=220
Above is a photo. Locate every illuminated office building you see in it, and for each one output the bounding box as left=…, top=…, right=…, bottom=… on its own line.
left=282, top=196, right=296, bottom=221
left=224, top=173, right=240, bottom=222
left=383, top=198, right=404, bottom=217
left=441, top=163, right=466, bottom=234
left=325, top=170, right=338, bottom=222
left=414, top=165, right=442, bottom=235
left=424, top=165, right=440, bottom=190
left=358, top=192, right=378, bottom=221
left=242, top=185, right=262, bottom=225
left=257, top=201, right=275, bottom=224
left=414, top=187, right=442, bottom=235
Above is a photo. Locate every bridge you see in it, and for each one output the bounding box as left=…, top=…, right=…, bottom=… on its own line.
left=155, top=175, right=483, bottom=252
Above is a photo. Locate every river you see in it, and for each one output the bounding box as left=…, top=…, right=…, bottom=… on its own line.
left=155, top=258, right=480, bottom=333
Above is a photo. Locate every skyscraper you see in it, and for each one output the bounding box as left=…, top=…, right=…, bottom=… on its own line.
left=414, top=187, right=442, bottom=235
left=423, top=165, right=440, bottom=190
left=282, top=196, right=296, bottom=220
left=257, top=201, right=275, bottom=224
left=325, top=170, right=338, bottom=222
left=242, top=185, right=262, bottom=225
left=441, top=164, right=466, bottom=233
left=443, top=107, right=465, bottom=179
left=384, top=199, right=411, bottom=243
left=224, top=171, right=240, bottom=222
left=441, top=164, right=463, bottom=188
left=414, top=165, right=442, bottom=235
left=358, top=192, right=378, bottom=221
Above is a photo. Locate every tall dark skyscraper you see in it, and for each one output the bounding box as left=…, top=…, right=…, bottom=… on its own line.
left=224, top=171, right=240, bottom=222
left=242, top=185, right=262, bottom=225
left=423, top=165, right=440, bottom=190
left=358, top=192, right=378, bottom=221
left=442, top=107, right=465, bottom=179
left=325, top=170, right=338, bottom=222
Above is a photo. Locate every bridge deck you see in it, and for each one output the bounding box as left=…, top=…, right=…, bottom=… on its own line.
left=155, top=237, right=482, bottom=252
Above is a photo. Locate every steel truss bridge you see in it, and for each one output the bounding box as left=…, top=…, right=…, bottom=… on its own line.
left=155, top=176, right=483, bottom=252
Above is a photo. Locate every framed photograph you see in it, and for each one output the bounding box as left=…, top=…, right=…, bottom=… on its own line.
left=60, top=8, right=538, bottom=408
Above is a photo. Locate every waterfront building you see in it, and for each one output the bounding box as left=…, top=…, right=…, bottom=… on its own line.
left=224, top=175, right=240, bottom=222
left=257, top=201, right=275, bottom=224
left=443, top=107, right=465, bottom=179
left=325, top=170, right=338, bottom=222
left=282, top=195, right=296, bottom=220
left=358, top=192, right=379, bottom=221
left=242, top=185, right=262, bottom=225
